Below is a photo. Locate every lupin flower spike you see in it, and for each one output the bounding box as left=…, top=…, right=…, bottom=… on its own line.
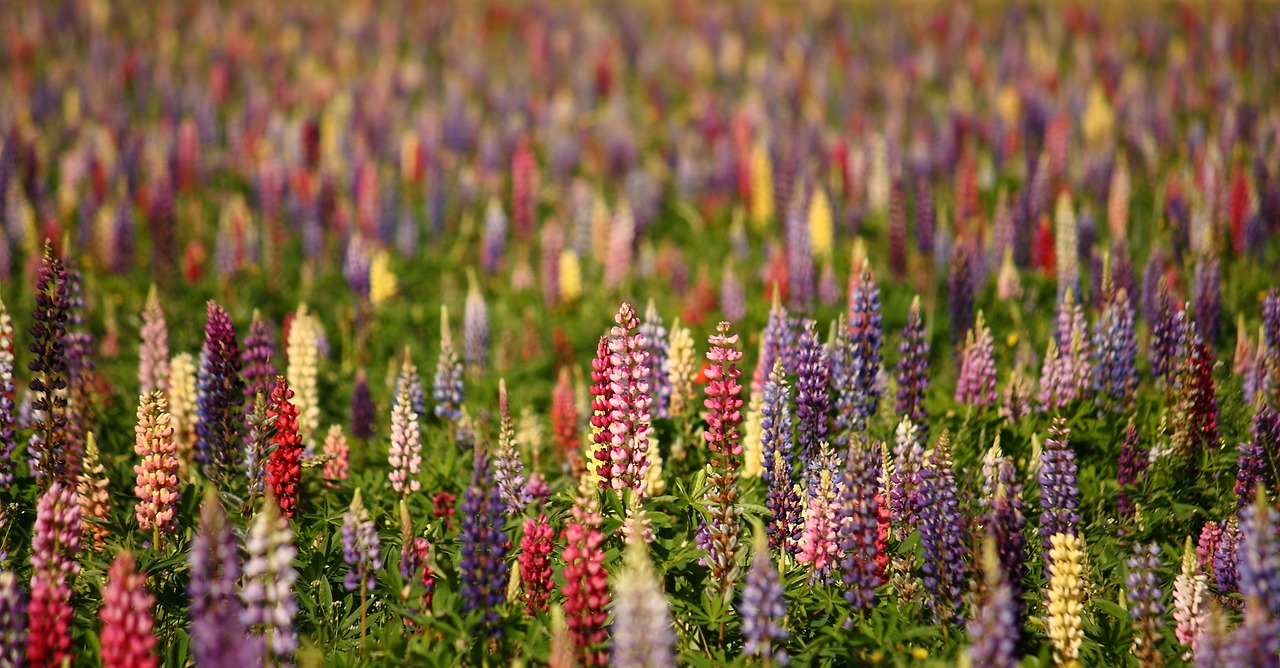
left=195, top=301, right=245, bottom=487
left=1192, top=256, right=1221, bottom=345
left=0, top=298, right=14, bottom=490
left=99, top=551, right=157, bottom=668
left=948, top=243, right=975, bottom=349
left=1239, top=487, right=1280, bottom=619
left=640, top=300, right=671, bottom=419
left=76, top=432, right=110, bottom=550
left=1092, top=288, right=1139, bottom=412
left=242, top=498, right=299, bottom=661
left=1126, top=543, right=1165, bottom=668
left=796, top=442, right=842, bottom=585
left=1173, top=537, right=1209, bottom=661
left=458, top=450, right=508, bottom=636
left=433, top=305, right=465, bottom=423
left=611, top=538, right=675, bottom=668
left=463, top=270, right=489, bottom=377
left=241, top=310, right=277, bottom=406
left=955, top=311, right=997, bottom=407
left=889, top=416, right=925, bottom=539
left=919, top=434, right=969, bottom=627
left=560, top=519, right=610, bottom=667
left=895, top=296, right=931, bottom=430
left=29, top=242, right=72, bottom=486
left=351, top=368, right=376, bottom=441
left=592, top=302, right=652, bottom=494
left=493, top=379, right=530, bottom=514
left=342, top=489, right=382, bottom=594
left=265, top=377, right=303, bottom=519
left=966, top=538, right=1018, bottom=668
left=138, top=285, right=169, bottom=395
left=0, top=571, right=26, bottom=667
left=167, top=352, right=198, bottom=473
left=189, top=488, right=260, bottom=668
left=762, top=362, right=801, bottom=555
left=322, top=425, right=349, bottom=484
left=741, top=525, right=790, bottom=666
left=519, top=514, right=555, bottom=615
left=846, top=266, right=884, bottom=431
left=387, top=383, right=423, bottom=497
left=839, top=446, right=884, bottom=612
left=1040, top=418, right=1081, bottom=556
left=1045, top=532, right=1086, bottom=668
left=665, top=321, right=696, bottom=420
left=285, top=304, right=321, bottom=447
left=702, top=321, right=746, bottom=601
left=793, top=320, right=830, bottom=462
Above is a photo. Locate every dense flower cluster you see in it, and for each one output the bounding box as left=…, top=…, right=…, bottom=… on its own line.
left=519, top=515, right=555, bottom=615
left=701, top=322, right=746, bottom=601
left=561, top=521, right=610, bottom=667
left=241, top=310, right=277, bottom=406
left=839, top=447, right=884, bottom=611
left=433, top=305, right=465, bottom=422
left=99, top=552, right=157, bottom=668
left=458, top=451, right=508, bottom=636
left=493, top=379, right=530, bottom=514
left=189, top=491, right=260, bottom=668
left=242, top=501, right=299, bottom=661
left=611, top=539, right=675, bottom=668
left=1045, top=532, right=1086, bottom=668
left=1126, top=543, right=1165, bottom=667
left=895, top=296, right=930, bottom=430
left=387, top=384, right=423, bottom=496
left=195, top=301, right=245, bottom=487
left=1040, top=418, right=1081, bottom=555
left=793, top=321, right=829, bottom=462
left=591, top=302, right=652, bottom=493
left=265, top=377, right=303, bottom=519
left=28, top=244, right=71, bottom=485
left=138, top=285, right=169, bottom=396
left=285, top=304, right=322, bottom=447
left=342, top=490, right=382, bottom=594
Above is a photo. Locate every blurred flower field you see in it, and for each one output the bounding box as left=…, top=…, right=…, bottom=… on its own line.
left=1, top=1, right=1280, bottom=666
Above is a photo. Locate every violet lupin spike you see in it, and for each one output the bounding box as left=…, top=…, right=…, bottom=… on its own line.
left=918, top=436, right=969, bottom=627
left=839, top=446, right=884, bottom=612
left=189, top=489, right=261, bottom=668
left=889, top=416, right=925, bottom=540
left=28, top=242, right=71, bottom=486
left=948, top=243, right=975, bottom=350
left=639, top=300, right=671, bottom=419
left=1239, top=488, right=1280, bottom=618
left=1092, top=288, right=1139, bottom=413
left=895, top=296, right=931, bottom=431
left=458, top=449, right=508, bottom=637
left=793, top=320, right=830, bottom=465
left=241, top=310, right=276, bottom=407
left=847, top=266, right=884, bottom=431
left=1117, top=421, right=1148, bottom=519
left=0, top=571, right=25, bottom=666
left=1126, top=543, right=1165, bottom=668
left=62, top=260, right=94, bottom=476
left=481, top=197, right=508, bottom=274
left=493, top=379, right=531, bottom=515
left=195, top=301, right=246, bottom=488
left=1193, top=256, right=1221, bottom=346
left=351, top=368, right=375, bottom=442
left=982, top=453, right=1028, bottom=627
left=1039, top=417, right=1081, bottom=557
left=138, top=285, right=169, bottom=395
left=1150, top=278, right=1185, bottom=383
left=610, top=538, right=675, bottom=668
left=785, top=187, right=814, bottom=312
left=740, top=526, right=790, bottom=666
left=966, top=537, right=1018, bottom=668
left=752, top=287, right=795, bottom=395
left=955, top=311, right=998, bottom=408
left=433, top=306, right=464, bottom=424
left=762, top=361, right=799, bottom=555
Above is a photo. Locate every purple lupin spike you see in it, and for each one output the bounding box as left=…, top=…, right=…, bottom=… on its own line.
left=839, top=446, right=884, bottom=613
left=241, top=311, right=276, bottom=407
left=189, top=490, right=262, bottom=668
left=1039, top=418, right=1080, bottom=557
left=1193, top=256, right=1221, bottom=346
left=919, top=438, right=969, bottom=627
left=196, top=301, right=245, bottom=487
left=786, top=187, right=814, bottom=312
left=761, top=362, right=800, bottom=556
left=1092, top=288, right=1139, bottom=412
left=793, top=321, right=830, bottom=464
left=459, top=448, right=508, bottom=637
left=895, top=296, right=931, bottom=432
left=1117, top=421, right=1148, bottom=518
left=948, top=243, right=975, bottom=349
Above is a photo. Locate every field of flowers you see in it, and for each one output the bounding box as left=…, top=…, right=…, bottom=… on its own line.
left=1, top=1, right=1280, bottom=666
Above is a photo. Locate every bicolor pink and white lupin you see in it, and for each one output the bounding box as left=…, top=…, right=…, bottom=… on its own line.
left=388, top=385, right=423, bottom=496
left=592, top=302, right=652, bottom=494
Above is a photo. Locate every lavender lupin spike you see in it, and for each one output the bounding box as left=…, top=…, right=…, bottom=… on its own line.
left=189, top=489, right=261, bottom=668
left=740, top=527, right=790, bottom=666
left=1092, top=288, right=1139, bottom=412
left=639, top=300, right=671, bottom=420
left=918, top=436, right=969, bottom=627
